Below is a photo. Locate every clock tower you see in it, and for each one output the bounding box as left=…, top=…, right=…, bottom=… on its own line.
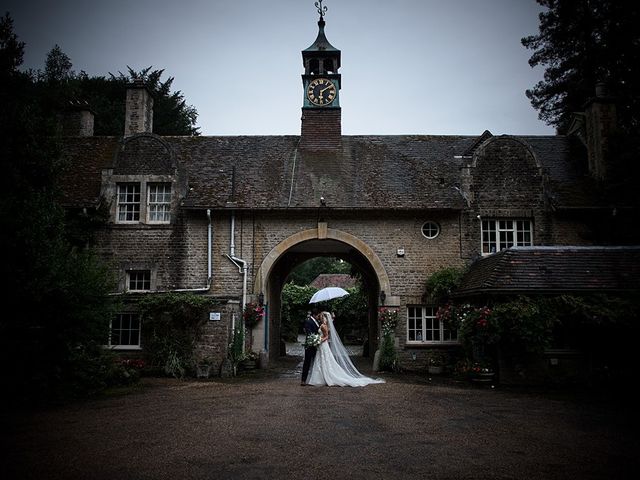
left=300, top=1, right=342, bottom=151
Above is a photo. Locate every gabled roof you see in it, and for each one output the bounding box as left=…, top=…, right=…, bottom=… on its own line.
left=456, top=246, right=640, bottom=296
left=58, top=133, right=593, bottom=211
left=310, top=274, right=358, bottom=289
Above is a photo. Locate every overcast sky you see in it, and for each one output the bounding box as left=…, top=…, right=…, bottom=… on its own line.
left=6, top=0, right=554, bottom=136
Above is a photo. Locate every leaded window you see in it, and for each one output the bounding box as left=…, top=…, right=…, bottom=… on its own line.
left=147, top=183, right=171, bottom=223
left=481, top=219, right=532, bottom=254
left=407, top=306, right=457, bottom=344
left=117, top=183, right=141, bottom=223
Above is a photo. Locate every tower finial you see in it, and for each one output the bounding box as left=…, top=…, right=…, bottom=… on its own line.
left=315, top=0, right=327, bottom=20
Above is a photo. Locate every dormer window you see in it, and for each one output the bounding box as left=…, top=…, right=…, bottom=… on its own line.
left=117, top=183, right=141, bottom=223
left=147, top=183, right=172, bottom=223
left=481, top=219, right=533, bottom=254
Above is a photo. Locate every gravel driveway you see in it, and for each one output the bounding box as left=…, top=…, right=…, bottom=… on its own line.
left=1, top=356, right=637, bottom=480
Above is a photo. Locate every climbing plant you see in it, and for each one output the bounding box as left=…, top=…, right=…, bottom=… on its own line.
left=138, top=293, right=215, bottom=378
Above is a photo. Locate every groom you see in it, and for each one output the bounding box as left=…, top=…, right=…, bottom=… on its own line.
left=301, top=307, right=321, bottom=386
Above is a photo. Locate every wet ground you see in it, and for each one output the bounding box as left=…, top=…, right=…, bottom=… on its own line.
left=1, top=355, right=638, bottom=480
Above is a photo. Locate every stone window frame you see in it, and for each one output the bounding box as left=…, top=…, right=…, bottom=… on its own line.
left=481, top=218, right=533, bottom=255
left=421, top=221, right=440, bottom=239
left=146, top=182, right=172, bottom=224
left=127, top=269, right=151, bottom=292
left=106, top=312, right=142, bottom=350
left=406, top=305, right=458, bottom=345
left=111, top=175, right=175, bottom=225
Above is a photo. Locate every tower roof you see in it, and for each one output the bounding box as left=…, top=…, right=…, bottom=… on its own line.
left=303, top=19, right=340, bottom=53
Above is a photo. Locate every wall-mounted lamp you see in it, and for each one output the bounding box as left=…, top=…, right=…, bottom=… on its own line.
left=411, top=352, right=417, bottom=361
left=379, top=290, right=386, bottom=305
left=258, top=292, right=264, bottom=306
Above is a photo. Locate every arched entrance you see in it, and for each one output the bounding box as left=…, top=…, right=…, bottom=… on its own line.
left=253, top=225, right=391, bottom=363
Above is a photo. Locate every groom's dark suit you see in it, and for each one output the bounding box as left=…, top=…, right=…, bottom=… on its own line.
left=301, top=314, right=320, bottom=384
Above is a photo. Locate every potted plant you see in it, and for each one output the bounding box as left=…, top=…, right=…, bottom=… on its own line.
left=469, top=359, right=495, bottom=383
left=239, top=350, right=259, bottom=371
left=427, top=351, right=446, bottom=374
left=195, top=358, right=213, bottom=378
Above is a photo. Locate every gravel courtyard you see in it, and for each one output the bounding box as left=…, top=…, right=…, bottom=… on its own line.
left=1, top=356, right=638, bottom=480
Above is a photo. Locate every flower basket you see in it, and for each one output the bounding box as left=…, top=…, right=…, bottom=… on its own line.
left=243, top=302, right=265, bottom=329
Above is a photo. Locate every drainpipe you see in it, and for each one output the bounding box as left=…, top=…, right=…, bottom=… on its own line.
left=111, top=209, right=212, bottom=295
left=226, top=212, right=248, bottom=351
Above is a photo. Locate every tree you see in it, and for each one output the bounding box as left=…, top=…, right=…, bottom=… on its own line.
left=44, top=44, right=73, bottom=83
left=1, top=15, right=118, bottom=403
left=522, top=1, right=640, bottom=133
left=33, top=46, right=200, bottom=136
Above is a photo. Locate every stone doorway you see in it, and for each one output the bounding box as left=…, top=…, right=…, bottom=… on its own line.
left=253, top=225, right=391, bottom=364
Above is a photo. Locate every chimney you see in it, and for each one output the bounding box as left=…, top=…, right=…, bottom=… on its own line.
left=60, top=100, right=94, bottom=136
left=584, top=82, right=617, bottom=180
left=124, top=79, right=153, bottom=136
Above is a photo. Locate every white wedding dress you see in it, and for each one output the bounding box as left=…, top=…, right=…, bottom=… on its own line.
left=308, top=312, right=385, bottom=387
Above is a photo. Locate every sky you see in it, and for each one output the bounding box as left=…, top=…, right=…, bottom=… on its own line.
left=5, top=0, right=554, bottom=136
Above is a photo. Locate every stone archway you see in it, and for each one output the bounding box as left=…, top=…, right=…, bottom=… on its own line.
left=252, top=223, right=393, bottom=362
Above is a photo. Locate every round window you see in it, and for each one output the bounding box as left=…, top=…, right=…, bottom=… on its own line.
left=421, top=221, right=440, bottom=239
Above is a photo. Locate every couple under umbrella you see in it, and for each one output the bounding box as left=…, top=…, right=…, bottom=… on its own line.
left=301, top=287, right=384, bottom=387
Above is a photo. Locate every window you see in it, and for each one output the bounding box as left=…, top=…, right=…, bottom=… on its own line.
left=147, top=183, right=171, bottom=223
left=421, top=221, right=440, bottom=239
left=407, top=306, right=457, bottom=344
left=127, top=270, right=151, bottom=291
left=117, top=183, right=141, bottom=223
left=108, top=313, right=141, bottom=349
left=481, top=219, right=532, bottom=254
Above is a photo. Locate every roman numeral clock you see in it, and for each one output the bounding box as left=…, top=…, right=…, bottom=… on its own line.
left=307, top=78, right=337, bottom=106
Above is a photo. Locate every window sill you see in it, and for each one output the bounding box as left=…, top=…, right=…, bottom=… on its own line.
left=103, top=345, right=142, bottom=351
left=405, top=341, right=460, bottom=347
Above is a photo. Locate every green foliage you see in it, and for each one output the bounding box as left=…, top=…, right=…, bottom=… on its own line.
left=378, top=308, right=399, bottom=372
left=281, top=283, right=317, bottom=342
left=425, top=267, right=464, bottom=304
left=522, top=0, right=640, bottom=133
left=378, top=333, right=398, bottom=372
left=138, top=293, right=214, bottom=377
left=280, top=283, right=368, bottom=343
left=490, top=298, right=554, bottom=354
left=228, top=324, right=245, bottom=376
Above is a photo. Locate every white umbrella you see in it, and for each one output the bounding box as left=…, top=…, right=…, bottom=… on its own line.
left=309, top=287, right=349, bottom=304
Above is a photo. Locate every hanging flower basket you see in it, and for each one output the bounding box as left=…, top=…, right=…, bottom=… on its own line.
left=243, top=302, right=265, bottom=329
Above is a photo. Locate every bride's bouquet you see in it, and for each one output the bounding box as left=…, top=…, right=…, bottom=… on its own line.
left=303, top=333, right=322, bottom=348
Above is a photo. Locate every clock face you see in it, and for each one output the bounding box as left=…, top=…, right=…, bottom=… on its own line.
left=307, top=78, right=337, bottom=106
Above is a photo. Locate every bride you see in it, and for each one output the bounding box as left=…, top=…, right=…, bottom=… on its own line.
left=307, top=311, right=385, bottom=387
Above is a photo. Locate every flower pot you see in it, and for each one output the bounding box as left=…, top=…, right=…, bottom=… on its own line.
left=239, top=359, right=257, bottom=371
left=471, top=371, right=494, bottom=383
left=196, top=364, right=211, bottom=379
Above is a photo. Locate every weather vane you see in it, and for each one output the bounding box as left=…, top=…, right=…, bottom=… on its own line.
left=315, top=0, right=327, bottom=19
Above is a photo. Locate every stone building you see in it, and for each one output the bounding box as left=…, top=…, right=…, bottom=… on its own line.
left=59, top=11, right=637, bottom=375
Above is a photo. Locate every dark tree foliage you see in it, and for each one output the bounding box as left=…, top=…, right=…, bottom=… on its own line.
left=522, top=1, right=640, bottom=134
left=1, top=14, right=118, bottom=403
left=33, top=47, right=200, bottom=136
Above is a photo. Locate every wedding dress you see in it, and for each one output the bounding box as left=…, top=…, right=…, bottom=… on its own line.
left=307, top=312, right=385, bottom=387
